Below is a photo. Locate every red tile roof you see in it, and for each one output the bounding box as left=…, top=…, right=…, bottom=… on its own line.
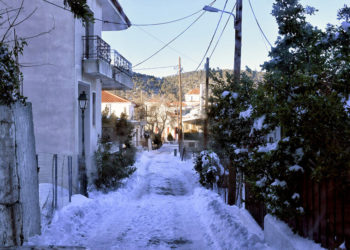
left=187, top=88, right=200, bottom=95
left=102, top=91, right=130, bottom=103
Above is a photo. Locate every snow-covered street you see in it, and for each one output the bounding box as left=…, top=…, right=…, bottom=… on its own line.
left=28, top=145, right=269, bottom=250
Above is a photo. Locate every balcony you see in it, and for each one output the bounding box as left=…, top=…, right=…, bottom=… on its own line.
left=82, top=35, right=133, bottom=90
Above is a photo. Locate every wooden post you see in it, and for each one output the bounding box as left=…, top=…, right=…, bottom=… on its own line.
left=227, top=0, right=243, bottom=207
left=178, top=57, right=183, bottom=156
left=204, top=57, right=209, bottom=149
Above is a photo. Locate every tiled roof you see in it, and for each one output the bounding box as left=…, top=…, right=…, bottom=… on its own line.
left=187, top=88, right=200, bottom=95
left=102, top=91, right=130, bottom=103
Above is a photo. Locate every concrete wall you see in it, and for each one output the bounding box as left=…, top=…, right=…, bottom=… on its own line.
left=0, top=103, right=40, bottom=246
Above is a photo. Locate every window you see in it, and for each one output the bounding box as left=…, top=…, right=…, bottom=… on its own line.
left=92, top=92, right=96, bottom=126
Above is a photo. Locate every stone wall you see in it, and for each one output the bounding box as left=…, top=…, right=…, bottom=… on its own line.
left=0, top=103, right=41, bottom=246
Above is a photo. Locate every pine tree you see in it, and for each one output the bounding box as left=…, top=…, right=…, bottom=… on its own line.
left=246, top=0, right=350, bottom=220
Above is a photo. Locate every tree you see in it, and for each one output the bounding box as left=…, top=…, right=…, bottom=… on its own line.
left=208, top=70, right=259, bottom=205
left=246, top=0, right=350, bottom=220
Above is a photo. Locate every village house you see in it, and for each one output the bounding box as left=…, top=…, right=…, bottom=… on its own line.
left=3, top=0, right=133, bottom=193
left=101, top=91, right=146, bottom=147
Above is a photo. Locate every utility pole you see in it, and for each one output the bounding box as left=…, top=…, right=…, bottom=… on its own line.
left=228, top=0, right=243, bottom=206
left=234, top=0, right=242, bottom=83
left=178, top=57, right=183, bottom=156
left=203, top=57, right=209, bottom=149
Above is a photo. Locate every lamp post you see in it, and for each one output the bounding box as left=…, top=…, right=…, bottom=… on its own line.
left=78, top=91, right=88, bottom=196
left=203, top=5, right=235, bottom=18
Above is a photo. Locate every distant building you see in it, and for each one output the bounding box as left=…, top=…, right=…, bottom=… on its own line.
left=102, top=91, right=135, bottom=119
left=102, top=91, right=146, bottom=147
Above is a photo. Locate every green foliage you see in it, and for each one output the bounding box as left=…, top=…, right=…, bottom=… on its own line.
left=95, top=112, right=136, bottom=190
left=94, top=141, right=136, bottom=190
left=0, top=42, right=27, bottom=106
left=152, top=133, right=162, bottom=149
left=193, top=151, right=224, bottom=188
left=63, top=0, right=93, bottom=22
left=167, top=133, right=174, bottom=141
left=248, top=0, right=350, bottom=220
left=205, top=1, right=350, bottom=222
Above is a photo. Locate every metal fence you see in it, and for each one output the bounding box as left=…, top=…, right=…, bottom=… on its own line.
left=36, top=153, right=79, bottom=221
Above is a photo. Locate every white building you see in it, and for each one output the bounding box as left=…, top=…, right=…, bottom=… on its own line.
left=102, top=91, right=146, bottom=147
left=2, top=0, right=133, bottom=192
left=102, top=91, right=135, bottom=119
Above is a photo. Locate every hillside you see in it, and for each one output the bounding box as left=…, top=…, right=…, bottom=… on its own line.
left=112, top=68, right=263, bottom=103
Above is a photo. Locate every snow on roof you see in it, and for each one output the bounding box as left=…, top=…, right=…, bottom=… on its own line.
left=102, top=91, right=130, bottom=103
left=187, top=88, right=200, bottom=95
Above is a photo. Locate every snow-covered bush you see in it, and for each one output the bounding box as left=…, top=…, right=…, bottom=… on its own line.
left=194, top=151, right=225, bottom=188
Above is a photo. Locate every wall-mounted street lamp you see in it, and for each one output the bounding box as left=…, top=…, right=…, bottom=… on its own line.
left=78, top=91, right=88, bottom=196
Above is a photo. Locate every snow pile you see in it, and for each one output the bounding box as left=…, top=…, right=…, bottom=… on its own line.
left=264, top=214, right=324, bottom=250
left=192, top=188, right=269, bottom=250
left=239, top=105, right=253, bottom=119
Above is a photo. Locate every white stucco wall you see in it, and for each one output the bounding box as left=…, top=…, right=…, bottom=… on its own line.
left=102, top=102, right=134, bottom=119
left=1, top=0, right=108, bottom=188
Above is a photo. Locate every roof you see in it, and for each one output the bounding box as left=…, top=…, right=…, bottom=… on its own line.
left=102, top=91, right=130, bottom=103
left=110, top=0, right=131, bottom=27
left=187, top=88, right=200, bottom=95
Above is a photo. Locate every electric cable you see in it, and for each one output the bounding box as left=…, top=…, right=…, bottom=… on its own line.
left=136, top=26, right=199, bottom=64
left=209, top=2, right=237, bottom=59
left=43, top=0, right=206, bottom=27
left=133, top=11, right=207, bottom=68
left=95, top=9, right=203, bottom=27
left=248, top=0, right=272, bottom=47
left=134, top=65, right=178, bottom=71
left=194, top=0, right=229, bottom=71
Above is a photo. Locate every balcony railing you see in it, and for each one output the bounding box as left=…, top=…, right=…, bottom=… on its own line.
left=112, top=50, right=132, bottom=75
left=83, top=35, right=111, bottom=63
left=82, top=36, right=132, bottom=76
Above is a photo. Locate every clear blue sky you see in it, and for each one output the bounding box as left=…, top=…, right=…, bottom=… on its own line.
left=103, top=0, right=347, bottom=77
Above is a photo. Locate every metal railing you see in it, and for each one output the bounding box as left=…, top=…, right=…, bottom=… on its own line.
left=83, top=35, right=111, bottom=63
left=112, top=49, right=132, bottom=75
left=82, top=35, right=133, bottom=76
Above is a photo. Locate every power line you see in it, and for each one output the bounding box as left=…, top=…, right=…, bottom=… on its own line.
left=195, top=0, right=229, bottom=71
left=136, top=26, right=199, bottom=64
left=134, top=65, right=177, bottom=71
left=248, top=0, right=272, bottom=47
left=209, top=2, right=236, bottom=59
left=133, top=10, right=208, bottom=68
left=43, top=0, right=204, bottom=27
left=98, top=9, right=203, bottom=27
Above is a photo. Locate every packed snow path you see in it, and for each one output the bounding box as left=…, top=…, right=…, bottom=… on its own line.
left=28, top=145, right=269, bottom=250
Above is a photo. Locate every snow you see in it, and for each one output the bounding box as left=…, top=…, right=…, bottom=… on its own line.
left=292, top=193, right=300, bottom=200
left=271, top=179, right=287, bottom=188
left=221, top=90, right=230, bottom=98
left=289, top=165, right=304, bottom=172
left=264, top=214, right=324, bottom=250
left=239, top=105, right=253, bottom=119
left=257, top=142, right=278, bottom=153
left=341, top=21, right=350, bottom=31
left=250, top=115, right=266, bottom=135
left=26, top=145, right=270, bottom=249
